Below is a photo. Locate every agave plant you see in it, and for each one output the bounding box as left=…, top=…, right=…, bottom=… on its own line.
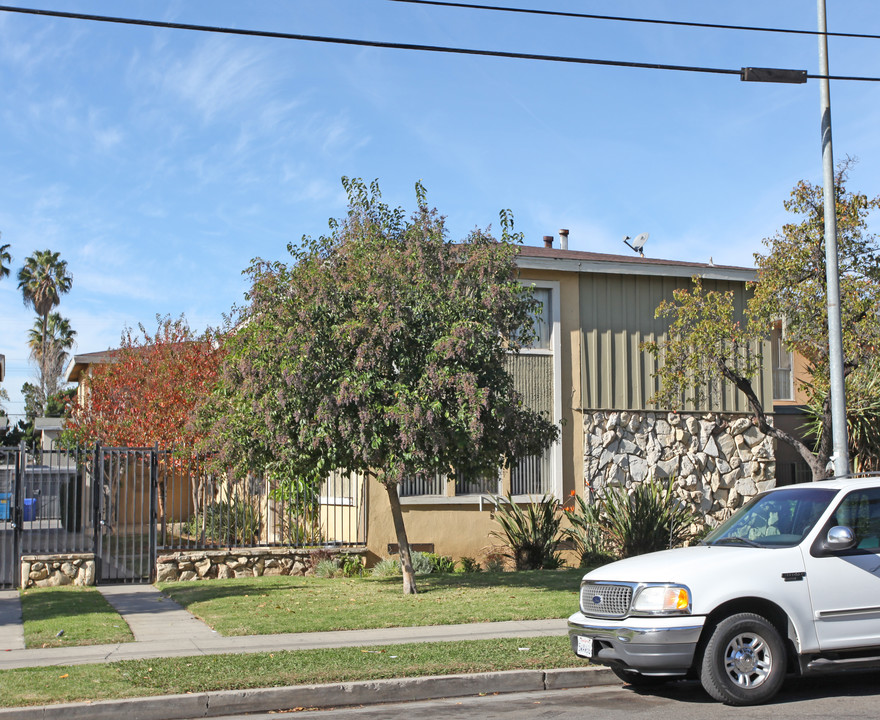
left=489, top=492, right=564, bottom=570
left=594, top=475, right=696, bottom=559
left=803, top=359, right=880, bottom=473
left=562, top=492, right=616, bottom=567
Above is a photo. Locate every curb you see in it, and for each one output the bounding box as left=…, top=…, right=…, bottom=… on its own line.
left=0, top=666, right=618, bottom=720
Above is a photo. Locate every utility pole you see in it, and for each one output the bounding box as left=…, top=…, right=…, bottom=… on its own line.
left=817, top=0, right=850, bottom=477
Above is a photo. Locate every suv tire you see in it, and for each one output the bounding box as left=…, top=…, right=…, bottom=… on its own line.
left=700, top=612, right=786, bottom=705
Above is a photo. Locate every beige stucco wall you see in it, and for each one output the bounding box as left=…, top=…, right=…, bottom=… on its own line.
left=365, top=479, right=509, bottom=564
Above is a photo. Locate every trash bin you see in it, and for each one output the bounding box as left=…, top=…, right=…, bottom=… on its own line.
left=23, top=497, right=39, bottom=522
left=0, top=493, right=9, bottom=521
left=59, top=474, right=83, bottom=532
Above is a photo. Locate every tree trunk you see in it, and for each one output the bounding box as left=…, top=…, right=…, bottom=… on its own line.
left=383, top=478, right=418, bottom=595
left=717, top=361, right=832, bottom=481
left=40, top=313, right=49, bottom=403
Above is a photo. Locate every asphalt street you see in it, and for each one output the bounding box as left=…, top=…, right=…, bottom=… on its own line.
left=209, top=672, right=880, bottom=720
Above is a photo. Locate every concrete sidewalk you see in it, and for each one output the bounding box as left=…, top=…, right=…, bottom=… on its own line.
left=0, top=584, right=605, bottom=720
left=0, top=590, right=24, bottom=651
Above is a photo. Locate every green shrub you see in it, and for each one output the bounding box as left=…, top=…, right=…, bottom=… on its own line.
left=594, top=476, right=696, bottom=558
left=563, top=492, right=616, bottom=567
left=340, top=555, right=364, bottom=577
left=410, top=551, right=435, bottom=576
left=489, top=493, right=564, bottom=570
left=425, top=553, right=456, bottom=574
left=185, top=498, right=260, bottom=546
left=314, top=558, right=340, bottom=578
left=370, top=557, right=402, bottom=577
left=456, top=556, right=482, bottom=573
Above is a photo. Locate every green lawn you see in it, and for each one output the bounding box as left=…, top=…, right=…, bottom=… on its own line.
left=0, top=635, right=586, bottom=708
left=158, top=568, right=585, bottom=635
left=20, top=587, right=134, bottom=648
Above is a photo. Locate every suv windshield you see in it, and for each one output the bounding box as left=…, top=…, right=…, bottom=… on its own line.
left=703, top=487, right=838, bottom=548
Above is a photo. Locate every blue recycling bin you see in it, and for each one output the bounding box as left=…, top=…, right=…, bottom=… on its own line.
left=23, top=497, right=39, bottom=522
left=0, top=493, right=9, bottom=521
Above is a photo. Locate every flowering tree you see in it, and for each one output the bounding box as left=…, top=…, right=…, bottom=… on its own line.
left=645, top=161, right=880, bottom=481
left=204, top=178, right=559, bottom=593
left=65, top=315, right=224, bottom=523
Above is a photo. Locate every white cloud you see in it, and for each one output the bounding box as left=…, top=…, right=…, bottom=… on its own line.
left=157, top=38, right=275, bottom=124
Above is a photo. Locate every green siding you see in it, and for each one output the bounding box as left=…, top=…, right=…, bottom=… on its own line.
left=579, top=272, right=770, bottom=413
left=506, top=353, right=553, bottom=416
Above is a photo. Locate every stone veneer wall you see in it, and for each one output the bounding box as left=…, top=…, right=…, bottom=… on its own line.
left=21, top=554, right=96, bottom=589
left=157, top=547, right=366, bottom=582
left=584, top=410, right=776, bottom=528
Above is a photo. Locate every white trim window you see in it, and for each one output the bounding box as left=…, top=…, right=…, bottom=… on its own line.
left=399, top=280, right=562, bottom=503
left=510, top=280, right=562, bottom=499
left=771, top=320, right=794, bottom=401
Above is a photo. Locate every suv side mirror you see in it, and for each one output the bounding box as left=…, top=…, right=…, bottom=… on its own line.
left=825, top=525, right=857, bottom=552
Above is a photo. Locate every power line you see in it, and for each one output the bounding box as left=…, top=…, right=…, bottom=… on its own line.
left=388, top=0, right=880, bottom=41
left=0, top=4, right=878, bottom=82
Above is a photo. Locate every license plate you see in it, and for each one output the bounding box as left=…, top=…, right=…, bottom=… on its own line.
left=576, top=636, right=594, bottom=658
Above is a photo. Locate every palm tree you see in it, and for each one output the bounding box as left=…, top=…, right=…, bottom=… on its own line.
left=27, top=313, right=77, bottom=399
left=17, top=249, right=73, bottom=397
left=27, top=312, right=77, bottom=359
left=0, top=238, right=11, bottom=281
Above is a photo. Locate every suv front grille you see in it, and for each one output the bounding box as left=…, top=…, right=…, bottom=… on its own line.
left=580, top=582, right=633, bottom=618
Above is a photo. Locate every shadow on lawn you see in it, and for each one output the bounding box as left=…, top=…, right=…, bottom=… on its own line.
left=157, top=567, right=587, bottom=608
left=19, top=587, right=125, bottom=626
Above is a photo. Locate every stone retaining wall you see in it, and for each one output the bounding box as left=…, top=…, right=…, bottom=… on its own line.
left=156, top=547, right=366, bottom=582
left=21, top=554, right=96, bottom=589
left=584, top=410, right=776, bottom=529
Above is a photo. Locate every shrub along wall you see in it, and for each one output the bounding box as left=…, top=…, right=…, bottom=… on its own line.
left=156, top=547, right=367, bottom=582
left=584, top=410, right=776, bottom=529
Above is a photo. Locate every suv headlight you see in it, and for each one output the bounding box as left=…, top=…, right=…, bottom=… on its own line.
left=631, top=584, right=691, bottom=615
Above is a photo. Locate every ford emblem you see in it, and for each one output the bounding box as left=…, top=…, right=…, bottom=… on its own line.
left=592, top=595, right=602, bottom=605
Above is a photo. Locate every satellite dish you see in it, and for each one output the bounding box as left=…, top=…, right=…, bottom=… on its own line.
left=623, top=232, right=649, bottom=257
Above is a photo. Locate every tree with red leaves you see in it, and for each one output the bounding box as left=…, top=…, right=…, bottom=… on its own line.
left=65, top=315, right=224, bottom=525
left=66, top=315, right=223, bottom=448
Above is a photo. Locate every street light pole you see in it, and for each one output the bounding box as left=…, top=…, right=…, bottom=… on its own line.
left=817, top=0, right=850, bottom=477
left=741, top=2, right=851, bottom=479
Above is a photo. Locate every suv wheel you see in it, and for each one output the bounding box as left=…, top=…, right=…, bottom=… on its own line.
left=700, top=612, right=786, bottom=705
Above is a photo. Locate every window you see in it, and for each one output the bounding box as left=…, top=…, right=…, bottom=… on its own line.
left=399, top=280, right=562, bottom=503
left=704, top=487, right=836, bottom=547
left=833, top=489, right=880, bottom=551
left=771, top=320, right=793, bottom=400
left=526, top=287, right=552, bottom=351
left=455, top=471, right=500, bottom=496
left=399, top=473, right=445, bottom=497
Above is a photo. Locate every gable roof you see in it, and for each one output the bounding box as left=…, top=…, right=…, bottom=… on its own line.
left=515, top=245, right=756, bottom=283
left=64, top=349, right=123, bottom=383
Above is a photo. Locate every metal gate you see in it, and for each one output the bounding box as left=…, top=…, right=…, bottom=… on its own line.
left=0, top=444, right=156, bottom=588
left=1, top=443, right=97, bottom=588
left=0, top=446, right=22, bottom=589
left=94, top=446, right=157, bottom=584
left=1, top=442, right=366, bottom=589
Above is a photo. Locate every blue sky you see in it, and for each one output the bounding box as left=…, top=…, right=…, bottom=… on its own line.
left=1, top=0, right=880, bottom=419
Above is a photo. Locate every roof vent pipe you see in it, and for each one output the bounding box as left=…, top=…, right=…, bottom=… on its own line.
left=559, top=228, right=569, bottom=250
left=543, top=235, right=554, bottom=248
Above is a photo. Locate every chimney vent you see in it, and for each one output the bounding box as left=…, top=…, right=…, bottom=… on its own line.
left=542, top=235, right=554, bottom=248
left=559, top=229, right=569, bottom=250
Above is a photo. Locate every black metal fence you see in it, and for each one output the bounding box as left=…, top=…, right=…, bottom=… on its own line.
left=0, top=442, right=367, bottom=589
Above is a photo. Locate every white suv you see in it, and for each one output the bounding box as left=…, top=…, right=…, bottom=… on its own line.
left=568, top=475, right=880, bottom=705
